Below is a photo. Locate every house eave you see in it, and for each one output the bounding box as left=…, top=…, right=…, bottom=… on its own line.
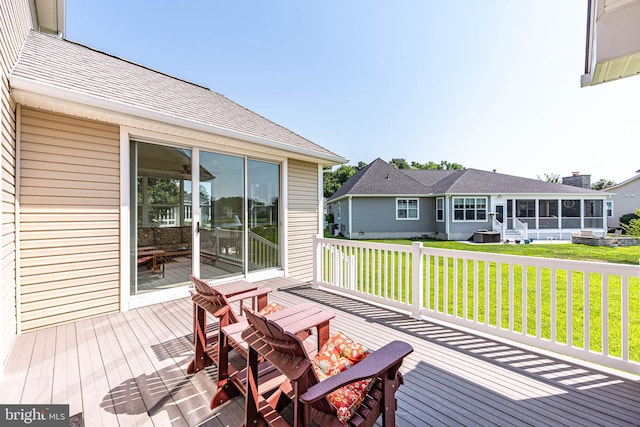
left=327, top=193, right=432, bottom=203
left=10, top=75, right=347, bottom=166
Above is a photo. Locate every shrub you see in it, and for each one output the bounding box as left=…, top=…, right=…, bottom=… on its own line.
left=620, top=212, right=640, bottom=228
left=621, top=209, right=640, bottom=237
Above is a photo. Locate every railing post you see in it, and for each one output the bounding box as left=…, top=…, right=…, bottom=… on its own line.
left=349, top=254, right=356, bottom=291
left=411, top=242, right=423, bottom=319
left=312, top=234, right=321, bottom=289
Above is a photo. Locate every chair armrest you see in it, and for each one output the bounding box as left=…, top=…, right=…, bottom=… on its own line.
left=299, top=341, right=413, bottom=404
left=226, top=287, right=272, bottom=303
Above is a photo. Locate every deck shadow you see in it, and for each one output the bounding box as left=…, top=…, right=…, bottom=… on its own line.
left=282, top=284, right=640, bottom=403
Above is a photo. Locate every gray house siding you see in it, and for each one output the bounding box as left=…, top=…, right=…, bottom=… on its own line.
left=331, top=198, right=350, bottom=237
left=446, top=196, right=492, bottom=241
left=448, top=220, right=492, bottom=241
left=342, top=197, right=434, bottom=239
left=604, top=177, right=640, bottom=229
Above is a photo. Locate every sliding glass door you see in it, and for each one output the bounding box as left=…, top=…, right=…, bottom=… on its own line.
left=131, top=142, right=193, bottom=295
left=247, top=160, right=280, bottom=272
left=199, top=152, right=246, bottom=280
left=131, top=141, right=281, bottom=295
left=198, top=152, right=281, bottom=281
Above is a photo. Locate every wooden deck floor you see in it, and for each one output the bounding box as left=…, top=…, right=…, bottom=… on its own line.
left=2, top=277, right=640, bottom=426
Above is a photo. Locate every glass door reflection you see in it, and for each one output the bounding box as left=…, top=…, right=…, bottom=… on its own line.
left=132, top=142, right=192, bottom=295
left=199, top=151, right=245, bottom=280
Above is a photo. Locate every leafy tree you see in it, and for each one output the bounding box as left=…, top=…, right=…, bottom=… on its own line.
left=405, top=160, right=465, bottom=170
left=538, top=173, right=560, bottom=183
left=138, top=177, right=183, bottom=227
left=389, top=158, right=410, bottom=169
left=438, top=160, right=465, bottom=170
left=323, top=164, right=357, bottom=197
left=591, top=178, right=617, bottom=190
left=622, top=208, right=640, bottom=237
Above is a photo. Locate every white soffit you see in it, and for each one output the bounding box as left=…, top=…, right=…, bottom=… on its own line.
left=583, top=0, right=640, bottom=86
left=592, top=51, right=640, bottom=84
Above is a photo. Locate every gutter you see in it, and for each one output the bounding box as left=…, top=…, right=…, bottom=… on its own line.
left=327, top=193, right=432, bottom=203
left=10, top=75, right=348, bottom=165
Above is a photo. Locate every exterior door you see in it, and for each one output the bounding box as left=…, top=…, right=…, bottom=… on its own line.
left=495, top=205, right=504, bottom=223
left=198, top=151, right=246, bottom=281
left=131, top=141, right=193, bottom=296
left=198, top=151, right=281, bottom=282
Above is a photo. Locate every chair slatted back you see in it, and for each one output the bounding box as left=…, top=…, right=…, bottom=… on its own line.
left=243, top=306, right=337, bottom=416
left=243, top=306, right=311, bottom=379
left=190, top=274, right=240, bottom=323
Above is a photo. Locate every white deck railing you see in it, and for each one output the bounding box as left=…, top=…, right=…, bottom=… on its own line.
left=313, top=236, right=640, bottom=374
left=249, top=231, right=279, bottom=269
left=514, top=217, right=528, bottom=240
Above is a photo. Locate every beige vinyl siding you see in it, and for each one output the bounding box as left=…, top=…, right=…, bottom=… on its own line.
left=1, top=0, right=32, bottom=365
left=19, top=108, right=120, bottom=332
left=287, top=159, right=319, bottom=281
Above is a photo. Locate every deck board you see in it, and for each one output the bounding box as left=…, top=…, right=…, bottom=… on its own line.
left=51, top=322, right=82, bottom=418
left=75, top=317, right=118, bottom=426
left=2, top=277, right=639, bottom=427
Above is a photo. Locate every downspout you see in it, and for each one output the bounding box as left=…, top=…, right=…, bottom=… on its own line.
left=348, top=196, right=352, bottom=238
left=581, top=0, right=596, bottom=86
left=584, top=0, right=595, bottom=75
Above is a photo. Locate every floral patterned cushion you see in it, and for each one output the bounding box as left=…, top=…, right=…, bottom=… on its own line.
left=258, top=302, right=284, bottom=316
left=311, top=332, right=372, bottom=424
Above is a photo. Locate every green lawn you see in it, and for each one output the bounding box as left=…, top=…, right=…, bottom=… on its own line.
left=366, top=239, right=640, bottom=265
left=323, top=239, right=640, bottom=363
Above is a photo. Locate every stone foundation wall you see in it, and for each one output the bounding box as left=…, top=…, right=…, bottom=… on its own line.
left=571, top=235, right=639, bottom=247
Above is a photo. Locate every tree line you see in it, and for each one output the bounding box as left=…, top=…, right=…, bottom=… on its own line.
left=323, top=158, right=464, bottom=197
left=324, top=159, right=617, bottom=198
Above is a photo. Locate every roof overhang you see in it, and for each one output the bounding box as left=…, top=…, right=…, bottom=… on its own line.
left=582, top=0, right=640, bottom=86
left=327, top=193, right=433, bottom=203
left=32, top=0, right=65, bottom=36
left=444, top=193, right=609, bottom=198
left=10, top=75, right=347, bottom=166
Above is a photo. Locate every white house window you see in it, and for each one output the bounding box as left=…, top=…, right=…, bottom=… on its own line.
left=436, top=197, right=444, bottom=222
left=453, top=197, right=487, bottom=221
left=337, top=201, right=341, bottom=220
left=396, top=198, right=419, bottom=220
left=606, top=201, right=614, bottom=218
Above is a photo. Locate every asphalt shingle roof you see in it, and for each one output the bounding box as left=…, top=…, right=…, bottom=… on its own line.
left=329, top=159, right=603, bottom=200
left=327, top=158, right=431, bottom=201
left=11, top=31, right=342, bottom=160
left=412, top=168, right=603, bottom=195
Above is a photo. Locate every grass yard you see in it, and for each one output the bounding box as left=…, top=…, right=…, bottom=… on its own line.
left=368, top=239, right=640, bottom=265
left=323, top=239, right=640, bottom=363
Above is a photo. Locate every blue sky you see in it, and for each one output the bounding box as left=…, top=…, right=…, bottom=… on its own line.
left=66, top=0, right=639, bottom=183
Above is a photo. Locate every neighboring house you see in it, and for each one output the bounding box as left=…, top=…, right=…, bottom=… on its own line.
left=326, top=159, right=608, bottom=241
left=582, top=0, right=640, bottom=86
left=602, top=171, right=640, bottom=229
left=1, top=0, right=345, bottom=370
